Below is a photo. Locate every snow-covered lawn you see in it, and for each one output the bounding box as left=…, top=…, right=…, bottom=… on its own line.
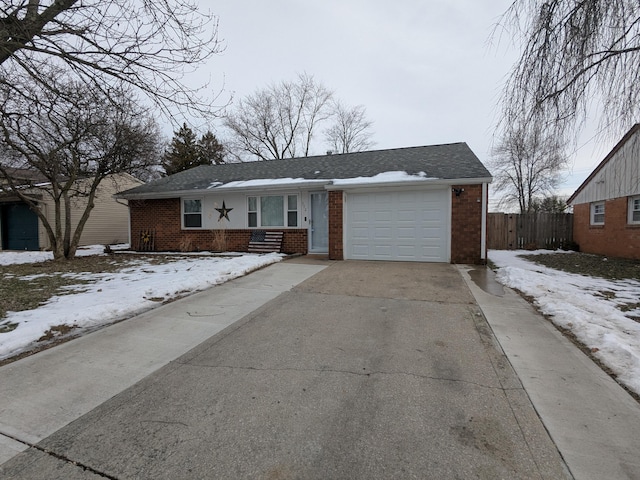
left=490, top=250, right=640, bottom=396
left=0, top=245, right=283, bottom=361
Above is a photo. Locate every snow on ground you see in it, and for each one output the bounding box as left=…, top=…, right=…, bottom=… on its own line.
left=0, top=244, right=123, bottom=265
left=0, top=246, right=283, bottom=360
left=489, top=249, right=640, bottom=396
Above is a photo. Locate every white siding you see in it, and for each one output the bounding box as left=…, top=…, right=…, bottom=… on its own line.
left=571, top=130, right=640, bottom=204
left=199, top=190, right=312, bottom=230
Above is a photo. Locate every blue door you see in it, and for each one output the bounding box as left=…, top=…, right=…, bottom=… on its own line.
left=1, top=203, right=40, bottom=250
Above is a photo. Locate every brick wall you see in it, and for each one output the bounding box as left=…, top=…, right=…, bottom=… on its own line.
left=328, top=190, right=344, bottom=260
left=129, top=198, right=308, bottom=254
left=573, top=198, right=640, bottom=259
left=450, top=184, right=485, bottom=264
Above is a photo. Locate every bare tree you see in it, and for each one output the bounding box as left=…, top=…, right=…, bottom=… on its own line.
left=490, top=121, right=568, bottom=213
left=0, top=0, right=223, bottom=117
left=325, top=102, right=375, bottom=154
left=0, top=76, right=161, bottom=260
left=497, top=0, right=640, bottom=141
left=224, top=73, right=334, bottom=161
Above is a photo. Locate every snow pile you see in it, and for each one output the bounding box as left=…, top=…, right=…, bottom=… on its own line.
left=490, top=250, right=640, bottom=396
left=0, top=249, right=283, bottom=360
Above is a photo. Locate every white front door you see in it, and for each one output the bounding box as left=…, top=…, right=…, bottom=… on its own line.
left=309, top=192, right=328, bottom=252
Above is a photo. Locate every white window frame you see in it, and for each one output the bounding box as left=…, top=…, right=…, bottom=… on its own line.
left=590, top=201, right=605, bottom=225
left=628, top=196, right=640, bottom=224
left=182, top=197, right=203, bottom=229
left=247, top=194, right=299, bottom=228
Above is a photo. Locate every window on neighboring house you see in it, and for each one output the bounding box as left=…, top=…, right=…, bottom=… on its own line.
left=591, top=201, right=605, bottom=225
left=183, top=198, right=202, bottom=228
left=247, top=195, right=298, bottom=227
left=629, top=196, right=640, bottom=224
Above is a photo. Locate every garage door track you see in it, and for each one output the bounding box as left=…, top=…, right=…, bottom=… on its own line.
left=1, top=260, right=569, bottom=479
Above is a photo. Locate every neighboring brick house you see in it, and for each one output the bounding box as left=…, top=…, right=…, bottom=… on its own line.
left=568, top=124, right=640, bottom=260
left=116, top=143, right=492, bottom=264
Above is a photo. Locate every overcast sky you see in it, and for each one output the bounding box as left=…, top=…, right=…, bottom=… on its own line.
left=192, top=0, right=621, bottom=204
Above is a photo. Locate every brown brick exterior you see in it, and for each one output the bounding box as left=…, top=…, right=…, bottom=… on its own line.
left=130, top=185, right=487, bottom=264
left=129, top=198, right=307, bottom=254
left=328, top=190, right=344, bottom=260
left=573, top=198, right=640, bottom=259
left=450, top=184, right=485, bottom=264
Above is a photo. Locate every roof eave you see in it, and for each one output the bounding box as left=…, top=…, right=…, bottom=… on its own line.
left=325, top=177, right=492, bottom=191
left=116, top=177, right=493, bottom=199
left=567, top=123, right=640, bottom=204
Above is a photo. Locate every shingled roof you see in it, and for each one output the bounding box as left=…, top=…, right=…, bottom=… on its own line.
left=118, top=142, right=491, bottom=198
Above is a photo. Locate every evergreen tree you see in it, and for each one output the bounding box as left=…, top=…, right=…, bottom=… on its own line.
left=198, top=131, right=226, bottom=165
left=162, top=123, right=201, bottom=175
left=162, top=125, right=226, bottom=175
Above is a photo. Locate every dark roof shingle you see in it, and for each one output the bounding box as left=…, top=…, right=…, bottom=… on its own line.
left=119, top=143, right=491, bottom=198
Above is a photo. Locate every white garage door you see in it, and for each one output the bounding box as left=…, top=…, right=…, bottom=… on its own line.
left=345, top=189, right=449, bottom=262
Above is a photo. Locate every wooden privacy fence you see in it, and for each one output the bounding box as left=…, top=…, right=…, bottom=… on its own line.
left=488, top=213, right=573, bottom=250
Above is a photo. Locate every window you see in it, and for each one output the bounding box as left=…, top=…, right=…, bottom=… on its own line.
left=287, top=195, right=298, bottom=227
left=247, top=195, right=298, bottom=227
left=248, top=197, right=257, bottom=227
left=590, top=201, right=605, bottom=225
left=183, top=199, right=202, bottom=228
left=629, top=196, right=640, bottom=224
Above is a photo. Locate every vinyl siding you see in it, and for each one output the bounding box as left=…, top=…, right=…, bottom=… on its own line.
left=570, top=130, right=640, bottom=205
left=38, top=174, right=143, bottom=249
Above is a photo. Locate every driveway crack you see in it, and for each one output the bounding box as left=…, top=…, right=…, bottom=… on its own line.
left=184, top=363, right=517, bottom=391
left=0, top=430, right=119, bottom=480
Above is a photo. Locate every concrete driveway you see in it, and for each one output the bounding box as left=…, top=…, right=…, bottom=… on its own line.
left=1, top=260, right=569, bottom=479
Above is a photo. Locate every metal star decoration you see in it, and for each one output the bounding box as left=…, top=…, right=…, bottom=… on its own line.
left=215, top=201, right=233, bottom=222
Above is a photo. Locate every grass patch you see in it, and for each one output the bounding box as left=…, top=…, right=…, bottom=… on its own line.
left=0, top=321, right=18, bottom=333
left=520, top=252, right=640, bottom=281
left=38, top=324, right=78, bottom=342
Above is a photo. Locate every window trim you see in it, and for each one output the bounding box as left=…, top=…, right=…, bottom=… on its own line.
left=590, top=201, right=605, bottom=225
left=182, top=197, right=203, bottom=229
left=247, top=194, right=299, bottom=228
left=628, top=196, right=640, bottom=225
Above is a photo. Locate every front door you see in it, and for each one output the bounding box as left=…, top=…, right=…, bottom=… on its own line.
left=309, top=192, right=328, bottom=252
left=1, top=202, right=40, bottom=251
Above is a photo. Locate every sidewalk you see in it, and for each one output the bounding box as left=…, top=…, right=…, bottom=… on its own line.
left=0, top=260, right=327, bottom=465
left=459, top=265, right=640, bottom=480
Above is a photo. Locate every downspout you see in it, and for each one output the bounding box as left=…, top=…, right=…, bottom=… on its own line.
left=481, top=183, right=488, bottom=262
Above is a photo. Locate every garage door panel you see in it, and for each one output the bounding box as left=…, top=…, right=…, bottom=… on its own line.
left=374, top=227, right=393, bottom=238
left=374, top=245, right=392, bottom=257
left=346, top=189, right=449, bottom=262
left=397, top=210, right=416, bottom=221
